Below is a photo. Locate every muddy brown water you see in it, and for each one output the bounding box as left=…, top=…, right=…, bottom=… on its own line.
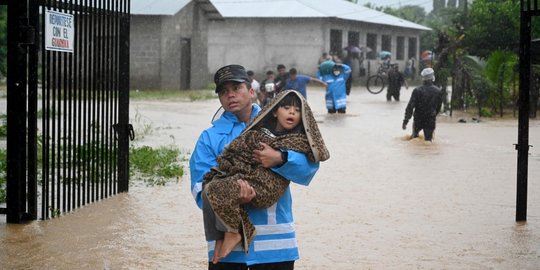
left=1, top=86, right=540, bottom=269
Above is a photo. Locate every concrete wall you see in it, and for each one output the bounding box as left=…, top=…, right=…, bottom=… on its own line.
left=208, top=18, right=326, bottom=79
left=131, top=9, right=425, bottom=90
left=130, top=15, right=162, bottom=90
left=207, top=17, right=423, bottom=83
left=130, top=2, right=210, bottom=90
left=316, top=18, right=421, bottom=80
left=159, top=2, right=209, bottom=90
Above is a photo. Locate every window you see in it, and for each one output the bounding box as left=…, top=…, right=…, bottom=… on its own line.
left=381, top=35, right=391, bottom=53
left=366, top=33, right=377, bottom=59
left=330, top=29, right=343, bottom=58
left=348, top=31, right=360, bottom=47
left=396, top=36, right=405, bottom=60
left=408, top=37, right=417, bottom=59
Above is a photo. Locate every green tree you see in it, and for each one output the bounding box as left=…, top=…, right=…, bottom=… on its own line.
left=363, top=2, right=384, bottom=11
left=484, top=50, right=518, bottom=116
left=382, top=5, right=427, bottom=25
left=0, top=6, right=6, bottom=79
left=464, top=0, right=520, bottom=58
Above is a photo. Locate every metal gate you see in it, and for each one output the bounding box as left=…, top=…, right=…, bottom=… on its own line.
left=515, top=0, right=540, bottom=222
left=2, top=0, right=131, bottom=223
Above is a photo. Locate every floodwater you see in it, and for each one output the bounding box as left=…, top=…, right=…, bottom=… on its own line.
left=2, top=86, right=540, bottom=269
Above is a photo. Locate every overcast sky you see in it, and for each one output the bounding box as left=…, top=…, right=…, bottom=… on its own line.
left=356, top=0, right=433, bottom=12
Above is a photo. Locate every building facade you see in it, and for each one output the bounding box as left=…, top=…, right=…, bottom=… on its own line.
left=130, top=0, right=430, bottom=90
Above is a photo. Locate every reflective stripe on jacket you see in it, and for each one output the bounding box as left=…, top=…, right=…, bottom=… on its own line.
left=318, top=64, right=351, bottom=110
left=189, top=104, right=320, bottom=265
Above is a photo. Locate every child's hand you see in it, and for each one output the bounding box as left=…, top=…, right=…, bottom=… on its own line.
left=237, top=180, right=256, bottom=204
left=253, top=142, right=282, bottom=168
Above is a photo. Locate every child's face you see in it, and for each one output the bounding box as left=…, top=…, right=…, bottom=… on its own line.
left=273, top=105, right=301, bottom=132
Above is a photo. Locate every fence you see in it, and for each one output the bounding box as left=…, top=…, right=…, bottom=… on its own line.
left=516, top=0, right=539, bottom=222
left=3, top=0, right=131, bottom=223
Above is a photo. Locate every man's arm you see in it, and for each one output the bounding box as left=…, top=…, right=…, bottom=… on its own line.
left=340, top=64, right=352, bottom=81
left=436, top=89, right=444, bottom=115
left=273, top=150, right=319, bottom=186
left=189, top=133, right=216, bottom=209
left=403, top=89, right=418, bottom=129
left=309, top=77, right=328, bottom=87
left=254, top=142, right=319, bottom=186
left=191, top=132, right=257, bottom=208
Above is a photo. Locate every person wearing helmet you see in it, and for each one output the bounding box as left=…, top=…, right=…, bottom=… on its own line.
left=402, top=68, right=443, bottom=141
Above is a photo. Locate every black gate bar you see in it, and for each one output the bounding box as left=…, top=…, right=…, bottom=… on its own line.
left=5, top=0, right=131, bottom=223
left=516, top=0, right=539, bottom=222
left=6, top=0, right=31, bottom=223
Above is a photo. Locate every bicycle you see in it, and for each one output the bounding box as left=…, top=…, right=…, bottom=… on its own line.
left=366, top=62, right=390, bottom=94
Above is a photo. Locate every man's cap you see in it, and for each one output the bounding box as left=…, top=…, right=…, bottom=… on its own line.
left=277, top=64, right=286, bottom=70
left=214, top=64, right=249, bottom=93
left=421, top=68, right=435, bottom=81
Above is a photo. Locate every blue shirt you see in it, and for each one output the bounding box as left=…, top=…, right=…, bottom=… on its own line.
left=189, top=104, right=320, bottom=265
left=285, top=75, right=311, bottom=98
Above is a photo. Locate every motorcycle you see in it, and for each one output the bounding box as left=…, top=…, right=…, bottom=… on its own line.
left=263, top=80, right=276, bottom=106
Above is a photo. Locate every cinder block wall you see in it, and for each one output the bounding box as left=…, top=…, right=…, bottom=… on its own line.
left=130, top=15, right=162, bottom=90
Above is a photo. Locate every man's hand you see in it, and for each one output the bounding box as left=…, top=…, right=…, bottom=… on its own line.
left=237, top=180, right=256, bottom=204
left=402, top=120, right=408, bottom=130
left=253, top=142, right=283, bottom=168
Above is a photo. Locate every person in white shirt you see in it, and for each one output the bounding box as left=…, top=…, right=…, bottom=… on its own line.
left=247, top=70, right=261, bottom=105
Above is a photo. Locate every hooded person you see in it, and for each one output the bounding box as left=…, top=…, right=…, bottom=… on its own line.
left=402, top=68, right=443, bottom=141
left=201, top=90, right=330, bottom=262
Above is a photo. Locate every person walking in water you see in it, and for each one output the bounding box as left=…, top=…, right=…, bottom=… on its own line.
left=284, top=68, right=327, bottom=99
left=190, top=64, right=321, bottom=270
left=386, top=63, right=408, bottom=102
left=402, top=68, right=443, bottom=141
left=317, top=61, right=351, bottom=114
left=202, top=90, right=329, bottom=264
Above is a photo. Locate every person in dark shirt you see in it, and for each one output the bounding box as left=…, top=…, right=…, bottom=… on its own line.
left=386, top=63, right=408, bottom=101
left=274, top=64, right=289, bottom=93
left=402, top=68, right=443, bottom=141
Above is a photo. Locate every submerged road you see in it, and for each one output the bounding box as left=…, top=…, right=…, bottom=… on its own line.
left=1, top=85, right=540, bottom=269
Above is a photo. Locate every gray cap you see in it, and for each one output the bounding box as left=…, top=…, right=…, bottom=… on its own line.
left=421, top=68, right=435, bottom=81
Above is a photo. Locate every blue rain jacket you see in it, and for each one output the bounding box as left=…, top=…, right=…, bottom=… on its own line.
left=189, top=104, right=320, bottom=265
left=317, top=64, right=351, bottom=110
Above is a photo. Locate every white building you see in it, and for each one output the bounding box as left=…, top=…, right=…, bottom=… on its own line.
left=130, top=0, right=430, bottom=90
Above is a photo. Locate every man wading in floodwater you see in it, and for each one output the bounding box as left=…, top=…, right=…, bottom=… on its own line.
left=402, top=68, right=443, bottom=141
left=190, top=64, right=320, bottom=270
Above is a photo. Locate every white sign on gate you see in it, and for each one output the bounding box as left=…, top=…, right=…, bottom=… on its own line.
left=45, top=10, right=74, bottom=53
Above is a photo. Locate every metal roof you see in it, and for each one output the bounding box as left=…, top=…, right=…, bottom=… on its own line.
left=131, top=0, right=430, bottom=31
left=211, top=0, right=430, bottom=31
left=131, top=0, right=191, bottom=15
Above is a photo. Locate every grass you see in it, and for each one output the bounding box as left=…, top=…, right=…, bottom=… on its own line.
left=0, top=148, right=5, bottom=203
left=130, top=89, right=216, bottom=101
left=129, top=145, right=184, bottom=186
left=0, top=114, right=5, bottom=138
left=0, top=92, right=191, bottom=204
